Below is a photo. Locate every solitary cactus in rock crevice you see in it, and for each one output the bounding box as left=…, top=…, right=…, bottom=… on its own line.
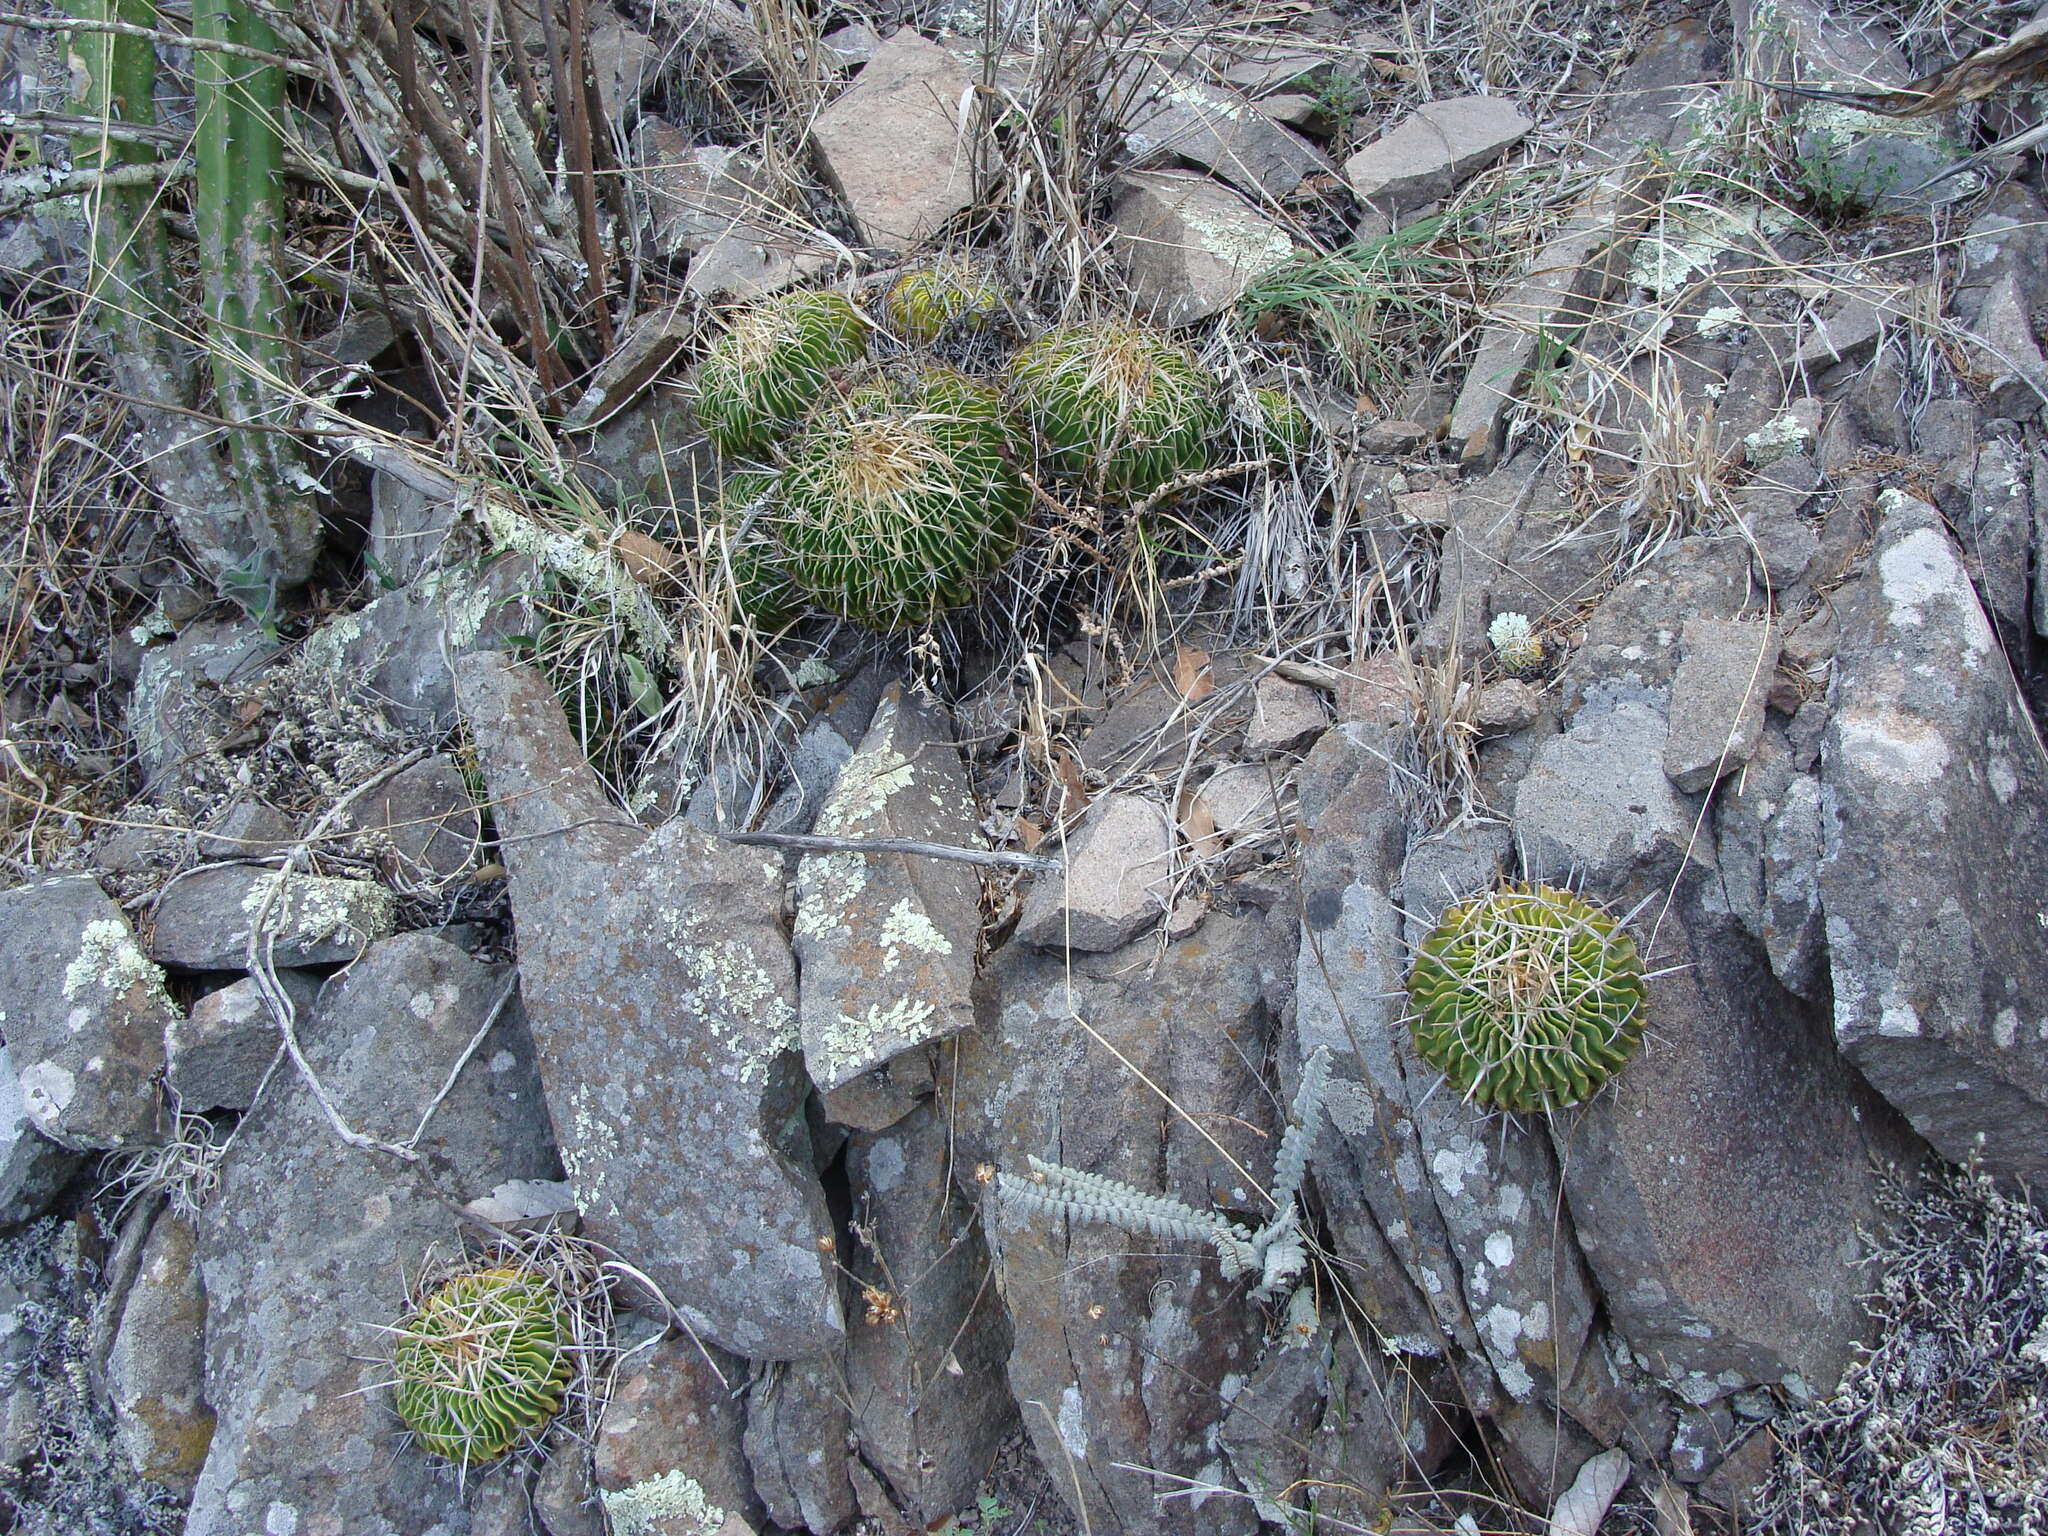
left=391, top=1265, right=573, bottom=1464
left=1008, top=322, right=1221, bottom=499
left=695, top=290, right=868, bottom=457
left=1407, top=882, right=1646, bottom=1113
left=773, top=367, right=1028, bottom=630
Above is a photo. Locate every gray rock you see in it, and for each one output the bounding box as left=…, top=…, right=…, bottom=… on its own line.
left=469, top=1462, right=535, bottom=1536
left=1121, top=76, right=1331, bottom=198
left=629, top=122, right=772, bottom=261
left=953, top=911, right=1291, bottom=1536
left=1559, top=536, right=1755, bottom=708
left=595, top=1337, right=759, bottom=1529
left=147, top=865, right=397, bottom=972
left=535, top=1443, right=605, bottom=1536
left=1344, top=96, right=1533, bottom=216
left=0, top=875, right=169, bottom=1149
left=187, top=932, right=557, bottom=1535
left=194, top=799, right=296, bottom=861
left=1737, top=453, right=1823, bottom=593
left=744, top=1357, right=858, bottom=1533
left=561, top=307, right=694, bottom=433
left=821, top=21, right=883, bottom=67
left=105, top=1209, right=213, bottom=1496
left=1553, top=889, right=1896, bottom=1401
left=1015, top=793, right=1173, bottom=952
left=570, top=385, right=721, bottom=517
left=130, top=620, right=273, bottom=798
left=456, top=653, right=842, bottom=1357
left=683, top=223, right=838, bottom=301
left=1819, top=495, right=2048, bottom=1184
left=795, top=686, right=979, bottom=1097
left=1663, top=617, right=1778, bottom=793
left=1969, top=273, right=2048, bottom=422
left=0, top=1048, right=80, bottom=1229
left=167, top=971, right=316, bottom=1112
left=1192, top=763, right=1284, bottom=846
left=1716, top=733, right=1828, bottom=1003
left=1515, top=701, right=1704, bottom=890
left=811, top=29, right=975, bottom=248
left=367, top=469, right=460, bottom=586
left=1108, top=170, right=1297, bottom=325
left=1795, top=292, right=1887, bottom=370
left=1246, top=674, right=1328, bottom=755
left=843, top=1100, right=1015, bottom=1520
left=1474, top=680, right=1542, bottom=733
left=300, top=557, right=538, bottom=732
left=342, top=754, right=483, bottom=883
left=1964, top=438, right=2034, bottom=637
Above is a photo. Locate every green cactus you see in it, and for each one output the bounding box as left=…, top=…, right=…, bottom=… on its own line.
left=774, top=367, right=1027, bottom=630
left=883, top=262, right=1003, bottom=343
left=1247, top=386, right=1313, bottom=460
left=706, top=469, right=796, bottom=625
left=391, top=1265, right=572, bottom=1464
left=1008, top=323, right=1221, bottom=499
left=695, top=291, right=868, bottom=457
left=1407, top=882, right=1647, bottom=1113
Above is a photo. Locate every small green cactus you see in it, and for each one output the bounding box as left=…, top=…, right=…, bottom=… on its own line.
left=1407, top=882, right=1647, bottom=1113
left=1247, top=386, right=1313, bottom=460
left=706, top=470, right=796, bottom=625
left=775, top=367, right=1028, bottom=630
left=883, top=262, right=1003, bottom=343
left=391, top=1265, right=572, bottom=1464
left=1008, top=323, right=1221, bottom=499
left=695, top=291, right=868, bottom=457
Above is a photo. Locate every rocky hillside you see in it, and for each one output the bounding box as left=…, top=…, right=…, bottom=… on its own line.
left=1, top=0, right=2045, bottom=1533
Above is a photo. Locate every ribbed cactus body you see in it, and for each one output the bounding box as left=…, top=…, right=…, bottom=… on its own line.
left=1407, top=883, right=1647, bottom=1112
left=884, top=263, right=1003, bottom=343
left=775, top=368, right=1027, bottom=630
left=695, top=291, right=868, bottom=457
left=708, top=469, right=795, bottom=625
left=1008, top=324, right=1220, bottom=498
left=392, top=1266, right=572, bottom=1464
left=1248, top=385, right=1312, bottom=459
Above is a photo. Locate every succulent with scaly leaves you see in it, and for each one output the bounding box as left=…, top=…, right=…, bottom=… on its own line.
left=695, top=291, right=868, bottom=457
left=775, top=368, right=1028, bottom=630
left=1407, top=882, right=1647, bottom=1113
left=392, top=1265, right=572, bottom=1464
left=884, top=263, right=1003, bottom=343
left=1008, top=323, right=1221, bottom=498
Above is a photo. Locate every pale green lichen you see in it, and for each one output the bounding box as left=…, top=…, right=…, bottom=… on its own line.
left=664, top=923, right=798, bottom=1085
left=63, top=919, right=173, bottom=1010
left=481, top=499, right=674, bottom=661
left=1743, top=411, right=1810, bottom=467
left=876, top=898, right=951, bottom=960
left=239, top=873, right=397, bottom=950
left=816, top=749, right=914, bottom=834
left=823, top=998, right=937, bottom=1077
left=600, top=1469, right=727, bottom=1536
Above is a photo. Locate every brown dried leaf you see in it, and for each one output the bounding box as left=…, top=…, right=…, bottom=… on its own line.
left=1172, top=644, right=1215, bottom=702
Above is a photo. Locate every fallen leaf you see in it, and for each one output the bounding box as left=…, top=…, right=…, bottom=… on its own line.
left=1172, top=644, right=1215, bottom=702
left=1013, top=816, right=1042, bottom=852
left=1178, top=788, right=1222, bottom=860
left=1051, top=751, right=1090, bottom=818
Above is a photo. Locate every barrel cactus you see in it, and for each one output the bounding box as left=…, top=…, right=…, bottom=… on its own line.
left=1407, top=882, right=1647, bottom=1113
left=884, top=262, right=1003, bottom=343
left=695, top=290, right=868, bottom=457
left=1247, top=385, right=1312, bottom=460
left=775, top=368, right=1028, bottom=629
left=706, top=469, right=795, bottom=625
left=391, top=1265, right=573, bottom=1464
left=1008, top=323, right=1221, bottom=499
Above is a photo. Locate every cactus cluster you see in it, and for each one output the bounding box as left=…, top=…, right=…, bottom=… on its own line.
left=774, top=368, right=1028, bottom=630
left=884, top=262, right=1003, bottom=343
left=1009, top=322, right=1221, bottom=497
left=391, top=1265, right=573, bottom=1464
left=1407, top=882, right=1647, bottom=1113
left=694, top=290, right=868, bottom=457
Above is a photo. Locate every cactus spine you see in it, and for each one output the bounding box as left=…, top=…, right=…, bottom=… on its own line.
left=695, top=290, right=868, bottom=457
left=391, top=1265, right=573, bottom=1464
left=1008, top=323, right=1220, bottom=499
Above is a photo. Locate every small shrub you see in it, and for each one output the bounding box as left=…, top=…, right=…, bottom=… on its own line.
left=694, top=291, right=868, bottom=457
left=1008, top=323, right=1220, bottom=499
left=1407, top=882, right=1646, bottom=1112
left=775, top=368, right=1028, bottom=630
left=391, top=1264, right=572, bottom=1464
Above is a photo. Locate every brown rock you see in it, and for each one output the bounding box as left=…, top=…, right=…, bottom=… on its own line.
left=1015, top=794, right=1174, bottom=953
left=811, top=30, right=975, bottom=248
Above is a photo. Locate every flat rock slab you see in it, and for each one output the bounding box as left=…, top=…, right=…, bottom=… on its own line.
left=1514, top=700, right=1701, bottom=890
left=131, top=620, right=273, bottom=798
left=187, top=932, right=557, bottom=1536
left=1664, top=617, right=1777, bottom=792
left=1344, top=96, right=1532, bottom=215
left=0, top=1046, right=81, bottom=1227
left=811, top=28, right=974, bottom=248
left=630, top=121, right=771, bottom=259
left=1820, top=495, right=2048, bottom=1184
left=341, top=754, right=482, bottom=882
left=457, top=652, right=842, bottom=1357
left=106, top=1209, right=212, bottom=1496
left=167, top=971, right=315, bottom=1112
left=0, top=874, right=170, bottom=1149
left=1015, top=793, right=1173, bottom=952
left=795, top=684, right=979, bottom=1096
left=1121, top=75, right=1331, bottom=198
left=1109, top=170, right=1297, bottom=325
left=147, top=866, right=397, bottom=972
